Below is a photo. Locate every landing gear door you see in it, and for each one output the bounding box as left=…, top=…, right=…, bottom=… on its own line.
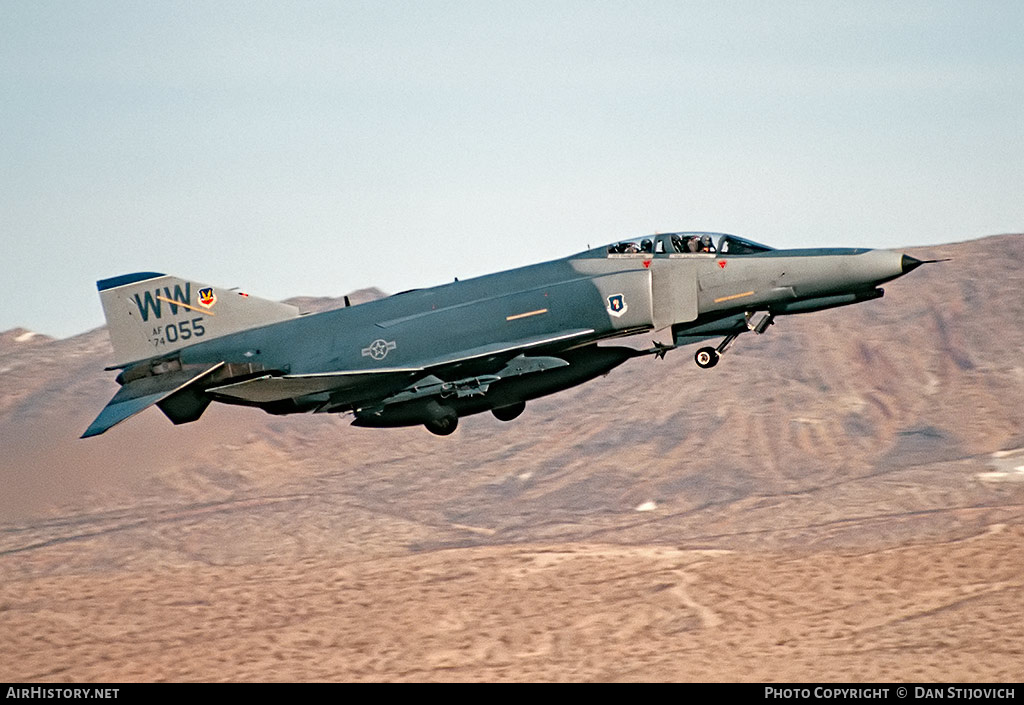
left=652, top=260, right=699, bottom=330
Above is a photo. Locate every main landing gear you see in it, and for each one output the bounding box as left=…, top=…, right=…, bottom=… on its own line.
left=423, top=401, right=526, bottom=434
left=694, top=311, right=775, bottom=369
left=492, top=401, right=526, bottom=422
left=425, top=413, right=458, bottom=436
left=423, top=401, right=459, bottom=436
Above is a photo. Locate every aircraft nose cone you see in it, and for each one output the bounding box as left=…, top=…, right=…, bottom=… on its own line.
left=901, top=255, right=925, bottom=274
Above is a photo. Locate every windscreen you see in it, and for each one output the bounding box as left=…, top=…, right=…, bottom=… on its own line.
left=716, top=235, right=774, bottom=255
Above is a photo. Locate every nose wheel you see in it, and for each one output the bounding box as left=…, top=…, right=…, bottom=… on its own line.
left=694, top=347, right=720, bottom=369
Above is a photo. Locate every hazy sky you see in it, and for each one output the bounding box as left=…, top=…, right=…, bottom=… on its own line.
left=3, top=1, right=1022, bottom=338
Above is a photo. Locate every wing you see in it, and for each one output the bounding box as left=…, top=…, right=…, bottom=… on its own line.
left=203, top=328, right=595, bottom=406
left=206, top=366, right=423, bottom=404
left=83, top=328, right=596, bottom=436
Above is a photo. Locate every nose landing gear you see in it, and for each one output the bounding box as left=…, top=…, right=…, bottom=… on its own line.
left=694, top=311, right=775, bottom=369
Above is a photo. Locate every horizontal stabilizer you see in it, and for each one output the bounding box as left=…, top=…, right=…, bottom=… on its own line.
left=82, top=363, right=223, bottom=438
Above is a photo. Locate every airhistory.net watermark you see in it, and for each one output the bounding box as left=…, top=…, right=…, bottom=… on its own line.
left=6, top=688, right=118, bottom=700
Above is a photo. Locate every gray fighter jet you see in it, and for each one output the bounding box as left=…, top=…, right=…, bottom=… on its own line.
left=83, top=232, right=931, bottom=437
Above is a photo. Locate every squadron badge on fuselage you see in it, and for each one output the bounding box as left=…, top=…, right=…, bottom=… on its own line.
left=606, top=293, right=628, bottom=318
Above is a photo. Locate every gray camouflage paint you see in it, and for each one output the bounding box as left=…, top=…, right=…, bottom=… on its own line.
left=84, top=233, right=922, bottom=437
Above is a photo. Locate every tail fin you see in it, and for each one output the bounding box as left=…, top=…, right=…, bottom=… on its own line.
left=97, top=272, right=299, bottom=368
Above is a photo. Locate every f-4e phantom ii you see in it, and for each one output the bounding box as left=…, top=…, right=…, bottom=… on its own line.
left=83, top=232, right=933, bottom=438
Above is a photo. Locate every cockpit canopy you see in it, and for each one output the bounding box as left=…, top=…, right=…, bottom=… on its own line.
left=601, top=232, right=774, bottom=257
